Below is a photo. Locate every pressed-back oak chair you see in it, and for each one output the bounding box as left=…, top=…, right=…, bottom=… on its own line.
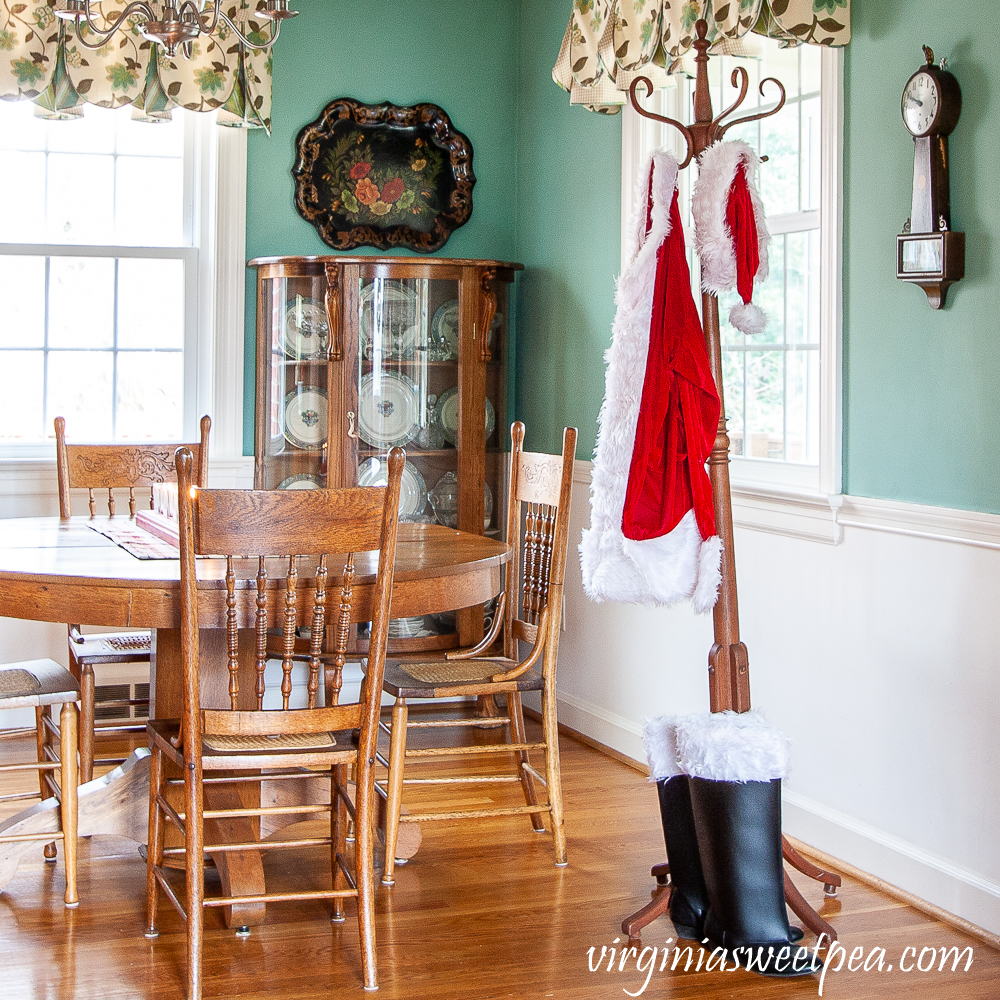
left=0, top=658, right=80, bottom=906
left=144, top=446, right=403, bottom=999
left=54, top=414, right=211, bottom=782
left=377, top=422, right=577, bottom=885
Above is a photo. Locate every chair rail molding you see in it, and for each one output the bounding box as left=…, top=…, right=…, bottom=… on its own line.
left=574, top=459, right=1000, bottom=550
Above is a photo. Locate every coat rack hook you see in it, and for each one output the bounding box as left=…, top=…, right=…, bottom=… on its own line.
left=712, top=66, right=750, bottom=132
left=627, top=76, right=695, bottom=169
left=718, top=76, right=787, bottom=137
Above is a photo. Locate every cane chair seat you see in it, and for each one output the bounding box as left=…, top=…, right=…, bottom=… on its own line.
left=54, top=415, right=211, bottom=783
left=377, top=422, right=577, bottom=887
left=0, top=659, right=80, bottom=908
left=383, top=659, right=541, bottom=693
left=144, top=446, right=404, bottom=999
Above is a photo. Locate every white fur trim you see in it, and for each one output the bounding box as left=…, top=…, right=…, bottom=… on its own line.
left=675, top=710, right=790, bottom=783
left=581, top=148, right=717, bottom=612
left=692, top=140, right=770, bottom=299
left=643, top=716, right=683, bottom=780
left=692, top=534, right=722, bottom=614
left=729, top=300, right=768, bottom=336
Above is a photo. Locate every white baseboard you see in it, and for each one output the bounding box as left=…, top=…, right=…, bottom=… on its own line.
left=782, top=790, right=1000, bottom=937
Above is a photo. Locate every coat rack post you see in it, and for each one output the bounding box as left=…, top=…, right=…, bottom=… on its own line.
left=620, top=19, right=840, bottom=945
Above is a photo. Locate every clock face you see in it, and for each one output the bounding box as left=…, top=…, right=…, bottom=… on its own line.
left=902, top=71, right=940, bottom=136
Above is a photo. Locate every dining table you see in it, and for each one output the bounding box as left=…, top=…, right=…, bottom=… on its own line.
left=0, top=514, right=510, bottom=926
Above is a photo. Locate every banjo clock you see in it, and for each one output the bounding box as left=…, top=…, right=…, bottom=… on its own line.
left=897, top=45, right=964, bottom=309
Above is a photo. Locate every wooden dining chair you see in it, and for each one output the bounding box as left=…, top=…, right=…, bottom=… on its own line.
left=54, top=414, right=211, bottom=783
left=144, top=446, right=403, bottom=999
left=0, top=659, right=80, bottom=907
left=377, top=422, right=577, bottom=885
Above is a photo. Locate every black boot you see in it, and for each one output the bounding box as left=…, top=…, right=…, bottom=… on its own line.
left=688, top=776, right=822, bottom=977
left=656, top=775, right=709, bottom=939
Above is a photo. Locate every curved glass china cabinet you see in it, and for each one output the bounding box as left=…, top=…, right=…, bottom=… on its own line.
left=248, top=255, right=522, bottom=652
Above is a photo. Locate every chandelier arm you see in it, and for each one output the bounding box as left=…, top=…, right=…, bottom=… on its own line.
left=63, top=0, right=159, bottom=49
left=216, top=9, right=281, bottom=50
left=178, top=0, right=219, bottom=34
left=718, top=76, right=787, bottom=137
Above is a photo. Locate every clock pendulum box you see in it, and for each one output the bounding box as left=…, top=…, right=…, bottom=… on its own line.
left=897, top=46, right=964, bottom=309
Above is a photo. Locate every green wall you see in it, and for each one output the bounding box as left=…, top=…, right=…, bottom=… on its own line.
left=244, top=1, right=1000, bottom=516
left=512, top=3, right=622, bottom=459
left=243, top=0, right=519, bottom=454
left=843, top=2, right=1000, bottom=510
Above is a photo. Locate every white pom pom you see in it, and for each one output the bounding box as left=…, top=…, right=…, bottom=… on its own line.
left=729, top=300, right=768, bottom=336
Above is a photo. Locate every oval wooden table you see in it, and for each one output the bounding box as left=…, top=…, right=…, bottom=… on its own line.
left=0, top=515, right=510, bottom=924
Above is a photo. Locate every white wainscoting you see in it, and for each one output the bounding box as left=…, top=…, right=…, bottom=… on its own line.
left=552, top=459, right=1000, bottom=936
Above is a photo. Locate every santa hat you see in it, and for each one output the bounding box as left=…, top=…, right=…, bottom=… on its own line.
left=693, top=140, right=770, bottom=336
left=580, top=149, right=722, bottom=614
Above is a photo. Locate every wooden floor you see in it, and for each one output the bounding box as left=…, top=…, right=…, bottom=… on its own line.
left=1, top=717, right=998, bottom=1000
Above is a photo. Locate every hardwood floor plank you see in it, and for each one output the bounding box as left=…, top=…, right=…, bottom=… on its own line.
left=1, top=724, right=997, bottom=998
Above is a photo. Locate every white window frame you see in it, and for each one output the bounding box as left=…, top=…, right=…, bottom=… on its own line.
left=0, top=112, right=248, bottom=497
left=621, top=47, right=843, bottom=536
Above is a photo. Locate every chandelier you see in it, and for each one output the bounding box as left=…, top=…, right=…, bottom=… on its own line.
left=55, top=1, right=298, bottom=57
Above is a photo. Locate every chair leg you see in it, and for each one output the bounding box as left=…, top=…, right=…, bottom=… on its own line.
left=58, top=700, right=79, bottom=908
left=381, top=697, right=408, bottom=887
left=541, top=685, right=567, bottom=867
left=36, top=707, right=57, bottom=861
left=185, top=763, right=205, bottom=1000
left=145, top=745, right=164, bottom=938
left=79, top=664, right=95, bottom=784
left=354, top=765, right=378, bottom=992
left=507, top=692, right=545, bottom=832
left=331, top=763, right=348, bottom=923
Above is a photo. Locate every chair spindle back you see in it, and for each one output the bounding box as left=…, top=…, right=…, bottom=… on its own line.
left=174, top=447, right=404, bottom=762
left=503, top=423, right=577, bottom=656
left=54, top=415, right=211, bottom=519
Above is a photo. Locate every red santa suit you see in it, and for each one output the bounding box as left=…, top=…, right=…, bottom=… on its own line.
left=580, top=142, right=769, bottom=612
left=580, top=150, right=722, bottom=612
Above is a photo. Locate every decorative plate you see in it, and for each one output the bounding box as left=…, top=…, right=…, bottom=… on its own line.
left=357, top=456, right=427, bottom=521
left=282, top=297, right=329, bottom=359
left=435, top=387, right=496, bottom=446
left=283, top=386, right=327, bottom=451
left=427, top=470, right=493, bottom=529
left=360, top=280, right=419, bottom=359
left=277, top=474, right=324, bottom=490
left=292, top=98, right=475, bottom=254
left=430, top=299, right=501, bottom=360
left=357, top=371, right=421, bottom=449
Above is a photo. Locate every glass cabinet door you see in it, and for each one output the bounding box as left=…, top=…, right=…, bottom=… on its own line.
left=256, top=267, right=331, bottom=490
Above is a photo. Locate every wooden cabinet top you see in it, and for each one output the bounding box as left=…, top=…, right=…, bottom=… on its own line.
left=248, top=255, right=524, bottom=272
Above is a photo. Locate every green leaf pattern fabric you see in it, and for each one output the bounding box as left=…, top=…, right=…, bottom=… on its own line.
left=552, top=0, right=848, bottom=113
left=1, top=0, right=272, bottom=130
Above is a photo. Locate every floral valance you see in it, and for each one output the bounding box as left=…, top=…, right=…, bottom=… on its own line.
left=552, top=0, right=850, bottom=114
left=0, top=1, right=273, bottom=129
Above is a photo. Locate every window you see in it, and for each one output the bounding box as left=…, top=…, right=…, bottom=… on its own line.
left=622, top=39, right=842, bottom=497
left=0, top=100, right=232, bottom=456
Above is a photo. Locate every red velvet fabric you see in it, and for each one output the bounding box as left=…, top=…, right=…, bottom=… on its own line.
left=726, top=164, right=759, bottom=307
left=622, top=190, right=720, bottom=544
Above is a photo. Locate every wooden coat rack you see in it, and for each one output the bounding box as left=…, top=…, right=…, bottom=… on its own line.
left=620, top=19, right=841, bottom=945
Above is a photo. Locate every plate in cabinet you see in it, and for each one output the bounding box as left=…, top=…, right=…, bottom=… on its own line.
left=357, top=371, right=421, bottom=449
left=435, top=387, right=495, bottom=446
left=283, top=386, right=327, bottom=451
left=283, top=297, right=329, bottom=359
left=430, top=298, right=501, bottom=360
left=357, top=456, right=427, bottom=521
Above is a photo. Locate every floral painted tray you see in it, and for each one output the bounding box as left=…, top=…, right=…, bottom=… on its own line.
left=292, top=98, right=475, bottom=253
